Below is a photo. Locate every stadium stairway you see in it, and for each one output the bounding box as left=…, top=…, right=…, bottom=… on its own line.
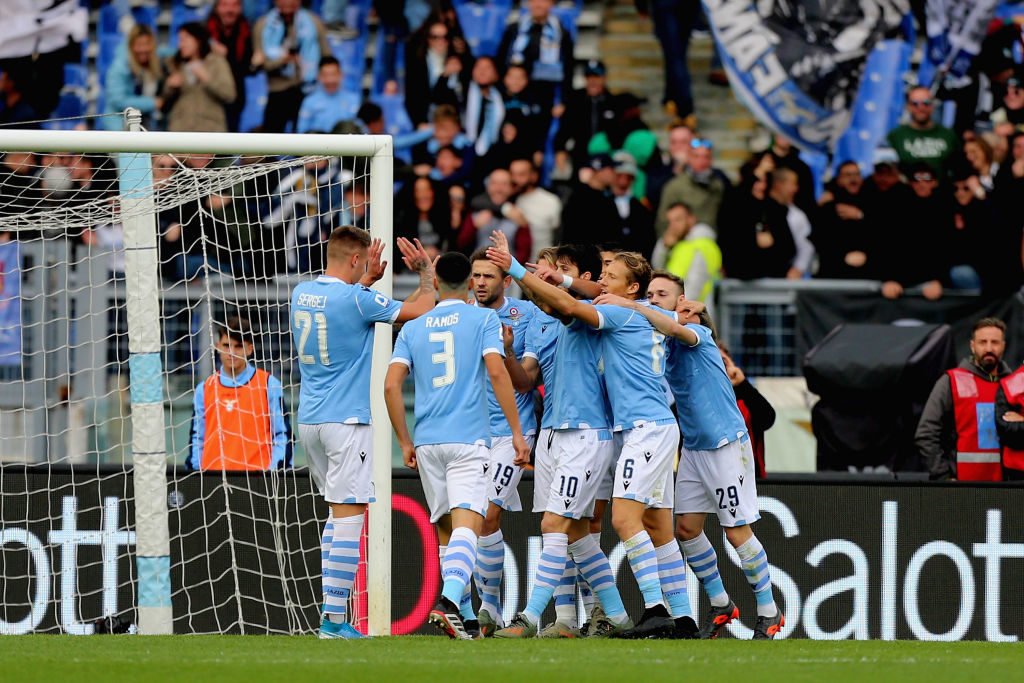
left=599, top=0, right=758, bottom=179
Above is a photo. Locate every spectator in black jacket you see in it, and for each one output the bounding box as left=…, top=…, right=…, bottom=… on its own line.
left=878, top=162, right=950, bottom=300
left=404, top=19, right=468, bottom=127
left=717, top=154, right=797, bottom=279
left=813, top=160, right=880, bottom=279
left=553, top=59, right=617, bottom=174
left=610, top=151, right=656, bottom=258
left=559, top=153, right=621, bottom=246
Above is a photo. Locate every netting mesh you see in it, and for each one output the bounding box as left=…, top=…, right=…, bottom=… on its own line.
left=0, top=148, right=373, bottom=634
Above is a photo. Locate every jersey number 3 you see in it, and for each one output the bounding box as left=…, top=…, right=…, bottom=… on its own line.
left=294, top=311, right=330, bottom=365
left=429, top=331, right=455, bottom=388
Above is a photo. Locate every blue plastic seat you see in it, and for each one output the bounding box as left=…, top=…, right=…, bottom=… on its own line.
left=456, top=3, right=508, bottom=58
left=169, top=4, right=211, bottom=50
left=329, top=34, right=368, bottom=96
left=239, top=73, right=268, bottom=132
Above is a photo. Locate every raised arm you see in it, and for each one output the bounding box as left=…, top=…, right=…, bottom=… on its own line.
left=593, top=293, right=699, bottom=345
left=395, top=238, right=437, bottom=323
left=502, top=324, right=540, bottom=393
left=486, top=235, right=600, bottom=328
left=485, top=353, right=532, bottom=466
left=384, top=362, right=417, bottom=470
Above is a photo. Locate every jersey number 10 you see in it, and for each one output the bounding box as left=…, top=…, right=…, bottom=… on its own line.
left=294, top=311, right=331, bottom=365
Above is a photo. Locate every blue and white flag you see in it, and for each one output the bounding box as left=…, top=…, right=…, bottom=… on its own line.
left=703, top=0, right=910, bottom=153
left=922, top=0, right=1000, bottom=87
left=0, top=240, right=20, bottom=366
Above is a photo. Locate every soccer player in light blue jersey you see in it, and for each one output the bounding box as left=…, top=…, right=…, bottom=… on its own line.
left=600, top=274, right=785, bottom=640
left=384, top=252, right=531, bottom=640
left=486, top=243, right=682, bottom=639
left=467, top=248, right=539, bottom=634
left=290, top=227, right=437, bottom=640
left=495, top=243, right=632, bottom=639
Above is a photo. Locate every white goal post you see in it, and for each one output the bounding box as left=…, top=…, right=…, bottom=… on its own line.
left=0, top=110, right=395, bottom=636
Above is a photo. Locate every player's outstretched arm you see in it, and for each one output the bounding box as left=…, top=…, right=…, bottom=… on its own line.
left=486, top=241, right=600, bottom=328
left=395, top=238, right=437, bottom=323
left=502, top=324, right=540, bottom=393
left=384, top=363, right=417, bottom=470
left=358, top=238, right=388, bottom=287
left=484, top=353, right=532, bottom=466
left=594, top=293, right=699, bottom=346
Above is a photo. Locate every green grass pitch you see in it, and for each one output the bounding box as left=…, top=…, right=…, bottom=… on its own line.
left=3, top=636, right=1023, bottom=682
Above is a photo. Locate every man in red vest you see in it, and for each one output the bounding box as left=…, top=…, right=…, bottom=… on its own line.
left=996, top=357, right=1024, bottom=481
left=188, top=315, right=290, bottom=471
left=916, top=317, right=1010, bottom=481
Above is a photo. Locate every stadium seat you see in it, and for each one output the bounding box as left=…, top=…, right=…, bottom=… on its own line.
left=96, top=34, right=124, bottom=91
left=329, top=34, right=368, bottom=96
left=64, top=63, right=89, bottom=91
left=373, top=93, right=414, bottom=163
left=371, top=32, right=405, bottom=96
left=239, top=73, right=268, bottom=132
left=169, top=4, right=211, bottom=50
left=44, top=92, right=87, bottom=130
left=456, top=3, right=508, bottom=58
left=244, top=0, right=272, bottom=21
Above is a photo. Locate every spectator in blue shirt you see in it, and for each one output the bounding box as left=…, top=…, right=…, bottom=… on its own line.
left=296, top=56, right=361, bottom=133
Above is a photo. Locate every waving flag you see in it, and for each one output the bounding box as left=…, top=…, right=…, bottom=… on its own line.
left=703, top=0, right=910, bottom=153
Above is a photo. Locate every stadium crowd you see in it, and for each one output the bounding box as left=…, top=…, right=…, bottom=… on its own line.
left=1, top=0, right=1023, bottom=302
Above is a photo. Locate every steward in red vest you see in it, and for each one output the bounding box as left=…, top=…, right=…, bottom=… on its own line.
left=187, top=316, right=291, bottom=471
left=916, top=317, right=1010, bottom=481
left=996, top=365, right=1024, bottom=480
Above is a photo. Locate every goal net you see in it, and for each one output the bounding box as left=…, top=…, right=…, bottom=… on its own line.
left=0, top=119, right=395, bottom=635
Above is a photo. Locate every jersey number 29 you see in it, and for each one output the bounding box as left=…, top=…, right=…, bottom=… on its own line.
left=294, top=311, right=330, bottom=365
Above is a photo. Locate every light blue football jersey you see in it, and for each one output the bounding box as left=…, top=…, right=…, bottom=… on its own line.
left=594, top=301, right=675, bottom=430
left=291, top=275, right=402, bottom=425
left=665, top=323, right=747, bottom=450
left=552, top=318, right=611, bottom=430
left=523, top=310, right=560, bottom=430
left=482, top=297, right=538, bottom=437
left=391, top=300, right=503, bottom=447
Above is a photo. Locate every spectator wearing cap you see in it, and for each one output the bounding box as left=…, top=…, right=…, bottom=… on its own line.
left=609, top=151, right=656, bottom=258
left=559, top=153, right=622, bottom=246
left=991, top=71, right=1024, bottom=137
left=878, top=162, right=950, bottom=300
left=510, top=157, right=561, bottom=258
left=163, top=22, right=237, bottom=133
left=634, top=0, right=699, bottom=122
left=886, top=86, right=959, bottom=178
left=296, top=56, right=361, bottom=133
left=651, top=200, right=720, bottom=303
left=588, top=92, right=660, bottom=202
left=553, top=58, right=617, bottom=176
left=655, top=137, right=730, bottom=235
left=252, top=0, right=330, bottom=133
left=812, top=160, right=881, bottom=280
left=496, top=0, right=575, bottom=114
